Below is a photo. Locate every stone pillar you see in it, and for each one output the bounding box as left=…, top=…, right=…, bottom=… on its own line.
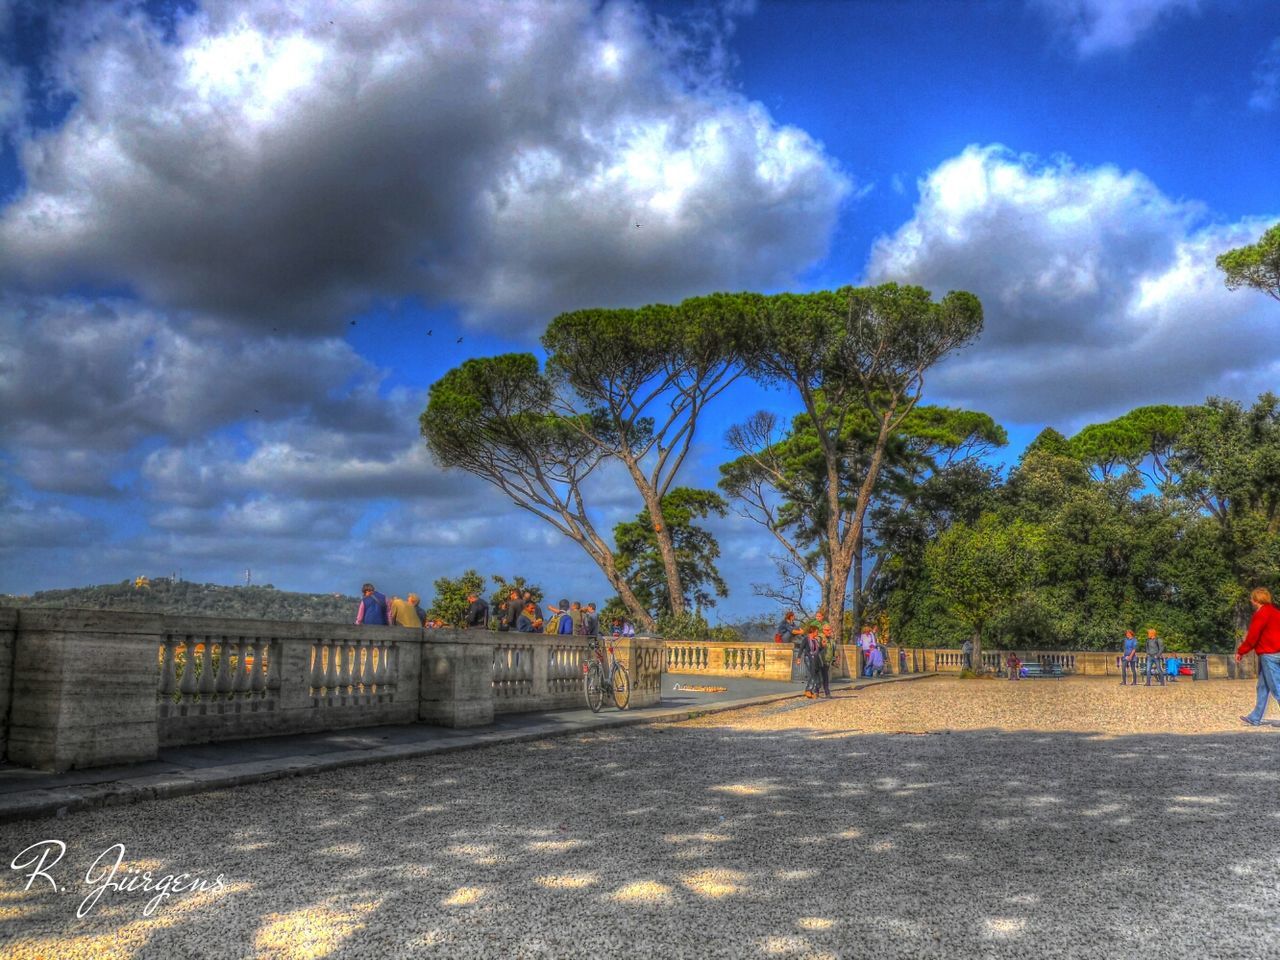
left=0, top=607, right=16, bottom=761
left=7, top=609, right=161, bottom=772
left=609, top=636, right=664, bottom=708
left=419, top=633, right=495, bottom=728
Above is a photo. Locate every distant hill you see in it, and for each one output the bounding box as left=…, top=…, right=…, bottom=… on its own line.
left=2, top=579, right=357, bottom=623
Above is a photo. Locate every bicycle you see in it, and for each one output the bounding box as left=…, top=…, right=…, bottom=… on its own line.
left=583, top=635, right=630, bottom=712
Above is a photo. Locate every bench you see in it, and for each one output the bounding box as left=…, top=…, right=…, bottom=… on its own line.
left=1018, top=661, right=1066, bottom=679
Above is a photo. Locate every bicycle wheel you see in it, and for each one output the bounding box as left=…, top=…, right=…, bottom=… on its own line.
left=584, top=661, right=606, bottom=713
left=610, top=662, right=630, bottom=710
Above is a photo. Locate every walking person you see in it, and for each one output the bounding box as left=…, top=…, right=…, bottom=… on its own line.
left=817, top=623, right=837, bottom=697
left=354, top=583, right=389, bottom=626
left=1144, top=628, right=1165, bottom=686
left=1238, top=587, right=1280, bottom=726
left=1120, top=630, right=1139, bottom=685
left=800, top=624, right=822, bottom=699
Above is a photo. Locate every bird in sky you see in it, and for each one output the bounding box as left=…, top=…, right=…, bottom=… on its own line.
left=456, top=337, right=464, bottom=344
left=426, top=329, right=433, bottom=336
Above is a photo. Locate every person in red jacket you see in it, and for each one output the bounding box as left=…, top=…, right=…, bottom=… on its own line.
left=1237, top=587, right=1280, bottom=726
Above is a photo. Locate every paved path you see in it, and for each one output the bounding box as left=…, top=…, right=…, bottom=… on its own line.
left=0, top=673, right=879, bottom=823
left=0, top=676, right=1275, bottom=959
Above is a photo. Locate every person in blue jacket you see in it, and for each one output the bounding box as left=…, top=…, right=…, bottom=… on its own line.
left=1120, top=630, right=1139, bottom=685
left=355, top=583, right=389, bottom=625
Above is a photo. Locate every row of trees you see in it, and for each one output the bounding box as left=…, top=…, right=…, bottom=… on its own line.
left=422, top=283, right=983, bottom=631
left=420, top=224, right=1279, bottom=648
left=873, top=394, right=1280, bottom=658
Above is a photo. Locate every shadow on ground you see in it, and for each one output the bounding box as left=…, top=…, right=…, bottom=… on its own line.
left=0, top=715, right=1277, bottom=959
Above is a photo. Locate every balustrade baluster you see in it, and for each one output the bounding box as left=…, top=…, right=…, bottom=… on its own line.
left=376, top=639, right=389, bottom=686
left=215, top=637, right=233, bottom=695
left=325, top=638, right=340, bottom=693
left=160, top=637, right=178, bottom=696
left=251, top=637, right=266, bottom=694
left=234, top=638, right=252, bottom=693
left=308, top=641, right=323, bottom=693
left=178, top=636, right=198, bottom=697
left=198, top=637, right=215, bottom=696
left=337, top=640, right=353, bottom=694
left=355, top=638, right=370, bottom=694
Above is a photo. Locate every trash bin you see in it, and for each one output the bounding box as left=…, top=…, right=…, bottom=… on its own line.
left=1194, top=653, right=1209, bottom=681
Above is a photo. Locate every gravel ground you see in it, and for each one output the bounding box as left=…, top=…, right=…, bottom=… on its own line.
left=1, top=678, right=1278, bottom=960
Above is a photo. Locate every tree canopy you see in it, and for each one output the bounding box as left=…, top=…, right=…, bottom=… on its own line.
left=1216, top=222, right=1280, bottom=301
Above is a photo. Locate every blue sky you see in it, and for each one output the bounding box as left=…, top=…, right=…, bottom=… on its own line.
left=0, top=0, right=1277, bottom=617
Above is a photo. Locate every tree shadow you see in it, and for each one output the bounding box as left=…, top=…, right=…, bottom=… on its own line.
left=0, top=721, right=1277, bottom=958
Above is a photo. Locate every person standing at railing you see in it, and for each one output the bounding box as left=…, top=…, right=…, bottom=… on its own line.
left=355, top=583, right=389, bottom=626
left=388, top=593, right=425, bottom=627
left=463, top=592, right=489, bottom=629
left=1238, top=587, right=1280, bottom=727
left=583, top=602, right=598, bottom=637
left=1144, top=628, right=1165, bottom=686
left=1120, top=630, right=1139, bottom=686
left=962, top=638, right=974, bottom=671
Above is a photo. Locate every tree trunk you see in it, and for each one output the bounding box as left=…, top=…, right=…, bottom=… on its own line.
left=852, top=527, right=864, bottom=640
left=646, top=493, right=686, bottom=617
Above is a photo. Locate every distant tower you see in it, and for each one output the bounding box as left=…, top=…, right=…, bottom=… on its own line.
left=245, top=568, right=252, bottom=587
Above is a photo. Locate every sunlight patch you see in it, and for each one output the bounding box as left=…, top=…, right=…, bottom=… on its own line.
left=527, top=839, right=583, bottom=854
left=256, top=899, right=380, bottom=957
left=681, top=868, right=747, bottom=898
left=982, top=916, right=1027, bottom=938
left=611, top=880, right=674, bottom=903
left=798, top=917, right=835, bottom=930
left=534, top=873, right=597, bottom=890
left=442, top=886, right=486, bottom=907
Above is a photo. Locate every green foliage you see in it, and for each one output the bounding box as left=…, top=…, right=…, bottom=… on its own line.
left=427, top=569, right=486, bottom=627
left=7, top=580, right=356, bottom=622
left=656, top=609, right=713, bottom=641
left=613, top=487, right=728, bottom=616
left=926, top=514, right=1043, bottom=640
left=1216, top=222, right=1280, bottom=301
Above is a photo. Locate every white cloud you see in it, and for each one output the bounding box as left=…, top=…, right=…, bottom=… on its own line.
left=1249, top=37, right=1280, bottom=111
left=0, top=296, right=387, bottom=493
left=866, top=144, right=1280, bottom=424
left=0, top=0, right=849, bottom=332
left=1031, top=0, right=1200, bottom=56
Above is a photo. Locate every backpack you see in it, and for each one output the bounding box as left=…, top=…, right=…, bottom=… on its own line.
left=544, top=612, right=564, bottom=635
left=574, top=613, right=589, bottom=636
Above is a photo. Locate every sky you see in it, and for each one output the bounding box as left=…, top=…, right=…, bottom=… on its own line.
left=0, top=0, right=1277, bottom=617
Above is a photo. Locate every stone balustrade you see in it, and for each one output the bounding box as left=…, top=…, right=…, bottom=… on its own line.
left=884, top=645, right=1257, bottom=679
left=663, top=640, right=794, bottom=681
left=0, top=608, right=664, bottom=772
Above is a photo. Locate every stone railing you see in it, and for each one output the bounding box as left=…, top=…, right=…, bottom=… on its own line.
left=0, top=608, right=664, bottom=772
left=663, top=640, right=794, bottom=681
left=882, top=645, right=1258, bottom=679
left=154, top=619, right=416, bottom=748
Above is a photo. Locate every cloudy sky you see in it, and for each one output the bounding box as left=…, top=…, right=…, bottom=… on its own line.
left=1, top=0, right=1277, bottom=615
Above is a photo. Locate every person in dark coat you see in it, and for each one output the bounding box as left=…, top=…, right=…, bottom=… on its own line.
left=464, top=593, right=490, bottom=628
left=501, top=590, right=523, bottom=632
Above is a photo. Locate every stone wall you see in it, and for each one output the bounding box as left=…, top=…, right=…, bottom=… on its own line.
left=0, top=608, right=666, bottom=773
left=0, top=607, right=15, bottom=761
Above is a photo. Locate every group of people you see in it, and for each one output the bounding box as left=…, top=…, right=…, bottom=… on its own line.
left=776, top=610, right=840, bottom=698
left=494, top=589, right=602, bottom=636
left=1118, top=628, right=1170, bottom=686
